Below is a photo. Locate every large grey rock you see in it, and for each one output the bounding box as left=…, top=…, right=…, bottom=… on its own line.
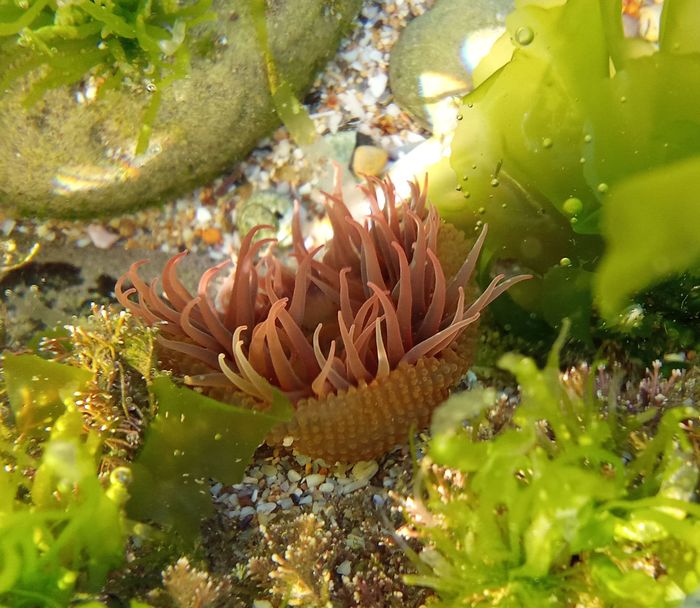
left=0, top=0, right=361, bottom=218
left=389, top=0, right=513, bottom=129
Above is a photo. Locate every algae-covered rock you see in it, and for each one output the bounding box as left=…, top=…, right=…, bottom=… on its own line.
left=0, top=0, right=361, bottom=218
left=389, top=0, right=512, bottom=129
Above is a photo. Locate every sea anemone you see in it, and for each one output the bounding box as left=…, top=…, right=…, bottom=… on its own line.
left=116, top=174, right=529, bottom=461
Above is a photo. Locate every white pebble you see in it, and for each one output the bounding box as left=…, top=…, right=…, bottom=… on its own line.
left=319, top=482, right=335, bottom=493
left=341, top=479, right=370, bottom=494
left=277, top=498, right=294, bottom=510
left=256, top=502, right=277, bottom=515
left=287, top=470, right=302, bottom=483
left=195, top=206, right=212, bottom=224
left=305, top=473, right=326, bottom=489
left=368, top=73, right=388, bottom=99
left=352, top=460, right=379, bottom=482
left=336, top=560, right=352, bottom=576
left=239, top=506, right=256, bottom=518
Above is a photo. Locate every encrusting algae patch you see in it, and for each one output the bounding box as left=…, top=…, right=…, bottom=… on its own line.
left=116, top=174, right=529, bottom=462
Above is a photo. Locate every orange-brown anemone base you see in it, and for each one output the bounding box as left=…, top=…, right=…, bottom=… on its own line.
left=266, top=343, right=472, bottom=462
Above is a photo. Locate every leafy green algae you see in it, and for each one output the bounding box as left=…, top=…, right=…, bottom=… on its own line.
left=434, top=0, right=700, bottom=344
left=0, top=354, right=128, bottom=606
left=408, top=325, right=700, bottom=606
left=0, top=0, right=215, bottom=153
left=128, top=377, right=293, bottom=541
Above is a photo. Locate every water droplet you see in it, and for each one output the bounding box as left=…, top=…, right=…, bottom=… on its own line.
left=472, top=164, right=477, bottom=170
left=501, top=203, right=507, bottom=208
left=542, top=137, right=553, bottom=149
left=490, top=178, right=499, bottom=187
left=597, top=183, right=609, bottom=194
left=457, top=114, right=463, bottom=121
left=579, top=157, right=586, bottom=164
left=570, top=217, right=578, bottom=225
left=584, top=134, right=592, bottom=143
left=478, top=207, right=486, bottom=215
left=560, top=257, right=572, bottom=267
left=620, top=96, right=627, bottom=103
left=456, top=185, right=462, bottom=191
left=463, top=191, right=471, bottom=199
left=462, top=175, right=468, bottom=181
left=563, top=197, right=583, bottom=215
left=467, top=102, right=474, bottom=108
left=514, top=26, right=534, bottom=46
left=214, top=433, right=223, bottom=441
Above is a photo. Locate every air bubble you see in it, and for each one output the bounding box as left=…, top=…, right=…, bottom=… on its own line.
left=597, top=183, right=609, bottom=194
left=562, top=197, right=583, bottom=215
left=514, top=26, right=534, bottom=46
left=542, top=137, right=553, bottom=149
left=490, top=178, right=499, bottom=187
left=584, top=134, right=592, bottom=143
left=559, top=257, right=572, bottom=267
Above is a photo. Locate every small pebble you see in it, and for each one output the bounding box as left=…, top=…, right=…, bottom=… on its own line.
left=336, top=560, right=352, bottom=576
left=352, top=145, right=388, bottom=177
left=86, top=224, right=120, bottom=249
left=256, top=502, right=277, bottom=515
left=305, top=473, right=326, bottom=488
left=277, top=497, right=294, bottom=510
left=287, top=470, right=302, bottom=483
left=352, top=460, right=379, bottom=482
left=261, top=464, right=278, bottom=477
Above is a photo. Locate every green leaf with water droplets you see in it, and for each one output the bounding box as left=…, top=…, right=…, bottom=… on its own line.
left=127, top=376, right=293, bottom=541
left=596, top=156, right=700, bottom=317
left=2, top=353, right=93, bottom=436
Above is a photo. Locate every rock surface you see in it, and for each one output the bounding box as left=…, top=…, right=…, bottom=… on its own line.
left=389, top=0, right=513, bottom=129
left=0, top=0, right=361, bottom=218
left=0, top=237, right=214, bottom=349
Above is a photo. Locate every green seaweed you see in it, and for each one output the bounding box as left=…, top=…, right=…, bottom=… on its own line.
left=0, top=0, right=215, bottom=153
left=127, top=376, right=293, bottom=541
left=596, top=157, right=700, bottom=318
left=0, top=354, right=129, bottom=607
left=431, top=0, right=700, bottom=348
left=3, top=352, right=93, bottom=437
left=407, top=324, right=700, bottom=606
left=249, top=0, right=319, bottom=146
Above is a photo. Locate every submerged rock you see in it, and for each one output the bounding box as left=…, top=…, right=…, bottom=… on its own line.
left=0, top=0, right=361, bottom=218
left=389, top=0, right=513, bottom=130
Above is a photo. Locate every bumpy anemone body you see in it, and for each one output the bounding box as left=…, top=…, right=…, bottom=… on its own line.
left=117, top=175, right=528, bottom=461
